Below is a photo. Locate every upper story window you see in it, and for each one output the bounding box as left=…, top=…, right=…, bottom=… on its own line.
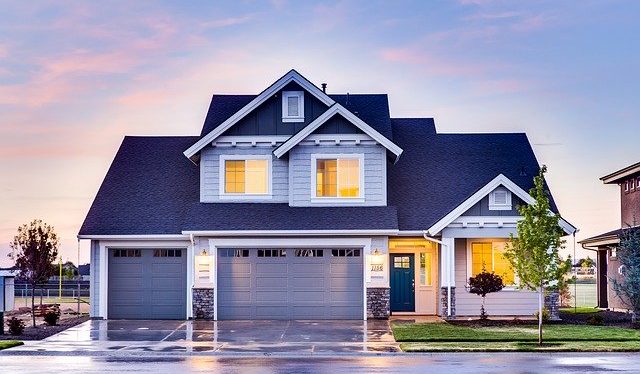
left=282, top=91, right=304, bottom=122
left=631, top=178, right=636, bottom=191
left=625, top=180, right=630, bottom=193
left=470, top=241, right=515, bottom=286
left=220, top=155, right=271, bottom=198
left=488, top=188, right=512, bottom=210
left=312, top=154, right=363, bottom=200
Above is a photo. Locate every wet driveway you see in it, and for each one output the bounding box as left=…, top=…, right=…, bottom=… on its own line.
left=8, top=319, right=399, bottom=354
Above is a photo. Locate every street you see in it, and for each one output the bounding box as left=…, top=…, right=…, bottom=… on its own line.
left=0, top=353, right=639, bottom=373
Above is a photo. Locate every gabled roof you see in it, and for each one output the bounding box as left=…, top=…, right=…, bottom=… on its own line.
left=184, top=69, right=335, bottom=162
left=579, top=228, right=622, bottom=248
left=601, top=161, right=640, bottom=184
left=273, top=103, right=403, bottom=161
left=425, top=174, right=576, bottom=236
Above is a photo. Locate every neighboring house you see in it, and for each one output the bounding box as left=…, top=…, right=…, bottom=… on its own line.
left=580, top=161, right=640, bottom=310
left=79, top=69, right=575, bottom=320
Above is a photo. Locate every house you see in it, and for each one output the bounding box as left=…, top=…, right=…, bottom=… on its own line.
left=580, top=161, right=640, bottom=310
left=79, top=69, right=575, bottom=320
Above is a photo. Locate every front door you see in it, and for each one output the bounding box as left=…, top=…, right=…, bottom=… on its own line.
left=390, top=254, right=415, bottom=312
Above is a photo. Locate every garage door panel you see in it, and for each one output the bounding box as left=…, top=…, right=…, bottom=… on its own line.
left=217, top=248, right=363, bottom=320
left=109, top=277, right=144, bottom=289
left=218, top=262, right=251, bottom=274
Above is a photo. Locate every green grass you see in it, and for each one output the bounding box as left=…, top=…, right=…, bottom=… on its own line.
left=392, top=323, right=640, bottom=343
left=559, top=307, right=599, bottom=314
left=400, top=340, right=640, bottom=352
left=0, top=341, right=23, bottom=350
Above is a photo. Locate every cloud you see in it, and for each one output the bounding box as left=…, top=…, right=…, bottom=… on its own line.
left=379, top=48, right=486, bottom=76
left=201, top=15, right=254, bottom=29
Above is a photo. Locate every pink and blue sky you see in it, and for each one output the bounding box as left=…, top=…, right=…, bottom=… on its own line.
left=0, top=1, right=638, bottom=265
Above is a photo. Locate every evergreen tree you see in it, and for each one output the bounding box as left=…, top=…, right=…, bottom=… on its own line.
left=611, top=226, right=640, bottom=323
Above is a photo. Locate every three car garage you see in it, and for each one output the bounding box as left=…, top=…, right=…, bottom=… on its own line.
left=106, top=247, right=364, bottom=320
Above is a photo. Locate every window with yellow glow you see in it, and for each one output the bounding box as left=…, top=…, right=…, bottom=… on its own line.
left=471, top=241, right=515, bottom=285
left=419, top=252, right=432, bottom=286
left=224, top=159, right=268, bottom=194
left=316, top=158, right=360, bottom=198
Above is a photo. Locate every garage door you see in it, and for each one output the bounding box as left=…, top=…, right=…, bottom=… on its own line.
left=217, top=248, right=363, bottom=319
left=108, top=248, right=186, bottom=319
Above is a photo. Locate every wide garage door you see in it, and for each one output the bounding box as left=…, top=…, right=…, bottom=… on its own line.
left=217, top=248, right=364, bottom=320
left=108, top=248, right=187, bottom=319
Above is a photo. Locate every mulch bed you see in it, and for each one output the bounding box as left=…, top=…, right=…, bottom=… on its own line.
left=0, top=315, right=89, bottom=341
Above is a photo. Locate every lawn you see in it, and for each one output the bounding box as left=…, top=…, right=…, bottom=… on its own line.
left=560, top=307, right=599, bottom=314
left=0, top=341, right=23, bottom=350
left=392, top=322, right=640, bottom=352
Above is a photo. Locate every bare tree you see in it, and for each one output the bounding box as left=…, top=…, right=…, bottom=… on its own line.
left=9, top=219, right=59, bottom=327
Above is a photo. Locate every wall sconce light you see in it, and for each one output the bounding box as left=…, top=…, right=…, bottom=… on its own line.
left=200, top=248, right=208, bottom=256
left=372, top=248, right=381, bottom=256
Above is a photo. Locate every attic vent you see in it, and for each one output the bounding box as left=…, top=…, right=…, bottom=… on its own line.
left=282, top=91, right=304, bottom=123
left=489, top=189, right=512, bottom=211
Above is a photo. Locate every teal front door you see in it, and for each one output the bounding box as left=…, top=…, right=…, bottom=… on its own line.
left=390, top=254, right=415, bottom=312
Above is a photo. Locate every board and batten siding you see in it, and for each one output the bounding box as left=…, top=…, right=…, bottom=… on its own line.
left=454, top=238, right=539, bottom=316
left=288, top=144, right=387, bottom=207
left=461, top=187, right=524, bottom=217
left=200, top=146, right=289, bottom=203
left=90, top=240, right=100, bottom=318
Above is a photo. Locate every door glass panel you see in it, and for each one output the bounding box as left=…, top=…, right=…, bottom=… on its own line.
left=419, top=252, right=432, bottom=286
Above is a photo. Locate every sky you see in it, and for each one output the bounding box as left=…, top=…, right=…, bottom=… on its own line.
left=0, top=0, right=638, bottom=266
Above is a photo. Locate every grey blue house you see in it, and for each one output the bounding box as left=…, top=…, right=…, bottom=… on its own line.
left=79, top=69, right=575, bottom=320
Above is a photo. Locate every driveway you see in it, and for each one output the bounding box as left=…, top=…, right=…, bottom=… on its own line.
left=7, top=319, right=399, bottom=354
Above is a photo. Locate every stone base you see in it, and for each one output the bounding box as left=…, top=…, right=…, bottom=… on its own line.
left=193, top=287, right=215, bottom=320
left=440, top=287, right=456, bottom=319
left=545, top=291, right=561, bottom=321
left=367, top=287, right=390, bottom=319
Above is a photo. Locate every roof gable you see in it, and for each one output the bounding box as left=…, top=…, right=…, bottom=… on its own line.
left=273, top=104, right=403, bottom=160
left=184, top=69, right=335, bottom=162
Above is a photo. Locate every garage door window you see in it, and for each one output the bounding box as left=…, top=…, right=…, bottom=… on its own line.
left=113, top=249, right=141, bottom=257
left=153, top=249, right=182, bottom=257
left=332, top=249, right=361, bottom=257
left=294, top=249, right=324, bottom=257
left=258, top=249, right=286, bottom=257
left=219, top=249, right=249, bottom=257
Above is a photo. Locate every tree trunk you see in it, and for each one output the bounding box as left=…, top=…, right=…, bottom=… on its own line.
left=538, top=286, right=543, bottom=345
left=31, top=283, right=36, bottom=328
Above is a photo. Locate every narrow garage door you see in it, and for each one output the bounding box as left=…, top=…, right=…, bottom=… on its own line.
left=108, top=248, right=187, bottom=319
left=217, top=248, right=363, bottom=320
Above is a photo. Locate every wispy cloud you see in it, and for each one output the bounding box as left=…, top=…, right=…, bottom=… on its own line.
left=201, top=15, right=255, bottom=29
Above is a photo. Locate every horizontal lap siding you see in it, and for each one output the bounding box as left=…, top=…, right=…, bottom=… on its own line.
left=454, top=238, right=538, bottom=316
left=200, top=147, right=288, bottom=203
left=289, top=144, right=387, bottom=206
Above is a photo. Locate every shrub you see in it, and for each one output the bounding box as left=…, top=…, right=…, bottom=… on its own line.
left=43, top=311, right=60, bottom=326
left=468, top=271, right=504, bottom=319
left=586, top=314, right=604, bottom=326
left=534, top=308, right=550, bottom=322
left=7, top=317, right=25, bottom=335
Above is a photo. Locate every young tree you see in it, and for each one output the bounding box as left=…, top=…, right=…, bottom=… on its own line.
left=9, top=219, right=59, bottom=327
left=468, top=270, right=504, bottom=320
left=503, top=166, right=571, bottom=345
left=611, top=226, right=640, bottom=323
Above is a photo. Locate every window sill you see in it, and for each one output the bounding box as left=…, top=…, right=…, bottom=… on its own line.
left=219, top=194, right=273, bottom=200
left=282, top=117, right=304, bottom=123
left=310, top=197, right=365, bottom=204
left=488, top=205, right=512, bottom=211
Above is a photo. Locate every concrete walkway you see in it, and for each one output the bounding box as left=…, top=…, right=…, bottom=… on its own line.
left=8, top=319, right=400, bottom=354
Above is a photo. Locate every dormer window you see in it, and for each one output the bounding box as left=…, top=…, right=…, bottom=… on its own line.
left=489, top=189, right=512, bottom=210
left=282, top=91, right=304, bottom=122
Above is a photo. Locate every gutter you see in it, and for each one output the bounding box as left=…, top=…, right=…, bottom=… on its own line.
left=422, top=232, right=452, bottom=318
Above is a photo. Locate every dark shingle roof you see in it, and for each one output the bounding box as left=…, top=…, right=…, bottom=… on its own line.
left=79, top=137, right=398, bottom=235
left=387, top=118, right=556, bottom=231
left=200, top=94, right=393, bottom=140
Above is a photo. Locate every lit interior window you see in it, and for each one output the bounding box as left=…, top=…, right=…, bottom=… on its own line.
left=471, top=241, right=515, bottom=285
left=224, top=159, right=268, bottom=194
left=419, top=252, right=432, bottom=286
left=316, top=158, right=360, bottom=198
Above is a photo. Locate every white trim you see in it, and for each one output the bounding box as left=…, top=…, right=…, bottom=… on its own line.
left=218, top=154, right=273, bottom=199
left=183, top=229, right=399, bottom=236
left=184, top=70, right=334, bottom=161
left=207, top=237, right=372, bottom=321
left=282, top=91, right=304, bottom=122
left=426, top=174, right=577, bottom=236
left=310, top=153, right=365, bottom=203
left=273, top=104, right=403, bottom=161
left=488, top=189, right=512, bottom=211
left=213, top=135, right=290, bottom=148
left=449, top=216, right=522, bottom=229
left=78, top=234, right=188, bottom=240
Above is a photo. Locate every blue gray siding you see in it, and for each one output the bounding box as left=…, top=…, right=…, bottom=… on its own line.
left=461, top=187, right=524, bottom=216
left=288, top=144, right=387, bottom=207
left=200, top=146, right=289, bottom=203
left=90, top=240, right=100, bottom=318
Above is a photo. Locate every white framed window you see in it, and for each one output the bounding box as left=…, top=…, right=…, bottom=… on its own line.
left=311, top=154, right=365, bottom=203
left=282, top=91, right=304, bottom=122
left=631, top=178, right=636, bottom=191
left=488, top=188, right=512, bottom=210
left=625, top=181, right=629, bottom=193
left=219, top=155, right=272, bottom=199
left=467, top=240, right=516, bottom=288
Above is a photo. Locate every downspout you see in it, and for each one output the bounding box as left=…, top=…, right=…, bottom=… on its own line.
left=423, top=232, right=451, bottom=318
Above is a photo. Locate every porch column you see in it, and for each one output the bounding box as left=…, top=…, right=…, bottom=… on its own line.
left=439, top=236, right=456, bottom=318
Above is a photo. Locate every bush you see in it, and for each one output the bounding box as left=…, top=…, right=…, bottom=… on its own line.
left=586, top=314, right=604, bottom=326
left=7, top=317, right=25, bottom=335
left=534, top=308, right=550, bottom=322
left=43, top=311, right=60, bottom=326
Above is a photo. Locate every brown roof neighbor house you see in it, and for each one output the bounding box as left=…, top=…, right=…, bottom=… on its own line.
left=580, top=161, right=640, bottom=310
